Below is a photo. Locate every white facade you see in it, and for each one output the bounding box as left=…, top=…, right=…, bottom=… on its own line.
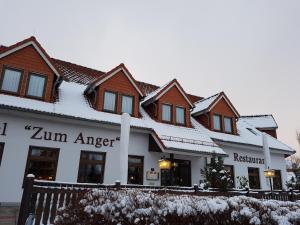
left=0, top=109, right=289, bottom=204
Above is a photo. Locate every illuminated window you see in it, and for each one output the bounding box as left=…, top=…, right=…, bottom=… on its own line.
left=128, top=155, right=144, bottom=185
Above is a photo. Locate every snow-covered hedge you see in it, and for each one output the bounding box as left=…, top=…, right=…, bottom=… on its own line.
left=54, top=189, right=300, bottom=225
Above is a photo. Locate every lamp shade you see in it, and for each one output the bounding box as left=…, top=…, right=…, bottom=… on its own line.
left=159, top=159, right=172, bottom=170
left=264, top=169, right=275, bottom=178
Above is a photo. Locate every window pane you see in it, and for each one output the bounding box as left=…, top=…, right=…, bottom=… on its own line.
left=176, top=107, right=185, bottom=124
left=1, top=68, right=22, bottom=93
left=273, top=170, right=282, bottom=190
left=0, top=143, right=4, bottom=166
left=213, top=115, right=221, bottom=130
left=162, top=104, right=171, bottom=122
left=27, top=74, right=46, bottom=98
left=128, top=156, right=143, bottom=185
left=78, top=151, right=106, bottom=183
left=25, top=147, right=59, bottom=181
left=248, top=167, right=261, bottom=189
left=121, top=96, right=133, bottom=115
left=103, top=92, right=116, bottom=112
left=224, top=117, right=232, bottom=133
left=224, top=165, right=234, bottom=188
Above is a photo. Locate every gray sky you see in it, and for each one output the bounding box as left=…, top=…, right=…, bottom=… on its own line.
left=1, top=0, right=299, bottom=152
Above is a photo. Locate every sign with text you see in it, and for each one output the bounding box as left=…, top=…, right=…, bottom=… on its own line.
left=146, top=171, right=159, bottom=181
left=0, top=122, right=7, bottom=136
left=233, top=153, right=264, bottom=165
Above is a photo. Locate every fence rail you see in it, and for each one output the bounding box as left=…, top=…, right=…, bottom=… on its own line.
left=18, top=176, right=300, bottom=225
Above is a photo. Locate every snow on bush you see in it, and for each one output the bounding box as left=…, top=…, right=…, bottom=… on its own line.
left=54, top=189, right=300, bottom=225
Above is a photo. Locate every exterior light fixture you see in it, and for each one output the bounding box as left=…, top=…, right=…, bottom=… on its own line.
left=264, top=169, right=275, bottom=178
left=158, top=158, right=172, bottom=170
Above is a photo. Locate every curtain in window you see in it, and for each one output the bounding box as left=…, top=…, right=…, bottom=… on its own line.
left=27, top=75, right=46, bottom=97
left=162, top=104, right=171, bottom=121
left=103, top=92, right=116, bottom=111
left=1, top=69, right=21, bottom=93
left=224, top=117, right=232, bottom=133
left=122, top=96, right=133, bottom=114
left=176, top=107, right=185, bottom=124
left=213, top=115, right=221, bottom=130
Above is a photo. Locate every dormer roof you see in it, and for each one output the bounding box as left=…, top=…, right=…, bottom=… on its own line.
left=0, top=36, right=60, bottom=77
left=239, top=114, right=278, bottom=129
left=192, top=92, right=240, bottom=117
left=85, top=63, right=144, bottom=96
left=142, top=79, right=195, bottom=108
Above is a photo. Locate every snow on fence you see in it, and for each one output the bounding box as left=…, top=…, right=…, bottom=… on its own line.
left=18, top=176, right=300, bottom=225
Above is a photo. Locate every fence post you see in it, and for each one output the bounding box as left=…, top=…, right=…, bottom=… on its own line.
left=193, top=184, right=199, bottom=193
left=245, top=187, right=249, bottom=197
left=289, top=188, right=294, bottom=202
left=18, top=174, right=35, bottom=225
left=115, top=180, right=121, bottom=190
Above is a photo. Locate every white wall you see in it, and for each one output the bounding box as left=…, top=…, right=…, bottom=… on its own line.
left=221, top=144, right=287, bottom=190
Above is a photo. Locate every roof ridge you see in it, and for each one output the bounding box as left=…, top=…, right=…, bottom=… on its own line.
left=52, top=58, right=105, bottom=74
left=194, top=92, right=221, bottom=104
left=240, top=114, right=273, bottom=118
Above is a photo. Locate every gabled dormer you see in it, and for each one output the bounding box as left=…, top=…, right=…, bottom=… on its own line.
left=85, top=64, right=144, bottom=117
left=142, top=79, right=194, bottom=127
left=192, top=92, right=240, bottom=134
left=0, top=37, right=61, bottom=102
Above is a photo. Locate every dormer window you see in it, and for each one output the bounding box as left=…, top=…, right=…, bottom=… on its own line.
left=0, top=67, right=22, bottom=94
left=162, top=104, right=172, bottom=122
left=224, top=117, right=233, bottom=133
left=121, top=95, right=134, bottom=115
left=176, top=106, right=185, bottom=125
left=103, top=91, right=117, bottom=112
left=26, top=73, right=47, bottom=99
left=213, top=114, right=222, bottom=131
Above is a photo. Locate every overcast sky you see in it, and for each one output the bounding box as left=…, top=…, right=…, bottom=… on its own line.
left=1, top=0, right=299, bottom=152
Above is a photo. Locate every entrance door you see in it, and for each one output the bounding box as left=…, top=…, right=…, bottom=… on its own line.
left=161, top=159, right=191, bottom=187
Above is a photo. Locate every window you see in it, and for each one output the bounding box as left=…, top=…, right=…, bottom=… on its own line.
left=213, top=114, right=222, bottom=131
left=0, top=143, right=4, bottom=166
left=77, top=151, right=106, bottom=183
left=247, top=128, right=258, bottom=135
left=162, top=104, right=172, bottom=122
left=176, top=107, right=185, bottom=124
left=248, top=167, right=261, bottom=189
left=273, top=170, right=282, bottom=190
left=224, top=165, right=235, bottom=188
left=128, top=155, right=144, bottom=185
left=25, top=146, right=59, bottom=181
left=26, top=73, right=47, bottom=98
left=103, top=91, right=117, bottom=112
left=121, top=95, right=134, bottom=115
left=224, top=117, right=233, bottom=133
left=0, top=67, right=22, bottom=93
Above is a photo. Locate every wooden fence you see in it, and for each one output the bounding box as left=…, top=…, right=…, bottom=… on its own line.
left=18, top=176, right=300, bottom=225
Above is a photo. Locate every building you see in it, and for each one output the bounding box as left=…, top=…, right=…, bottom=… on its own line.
left=0, top=37, right=295, bottom=204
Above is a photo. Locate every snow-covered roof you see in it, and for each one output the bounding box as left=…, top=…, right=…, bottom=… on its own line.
left=0, top=81, right=294, bottom=155
left=142, top=79, right=194, bottom=108
left=0, top=81, right=224, bottom=156
left=239, top=115, right=278, bottom=129
left=192, top=93, right=220, bottom=115
left=192, top=92, right=239, bottom=117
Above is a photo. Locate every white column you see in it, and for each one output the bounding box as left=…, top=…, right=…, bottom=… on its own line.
left=119, top=113, right=131, bottom=184
left=262, top=133, right=272, bottom=169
